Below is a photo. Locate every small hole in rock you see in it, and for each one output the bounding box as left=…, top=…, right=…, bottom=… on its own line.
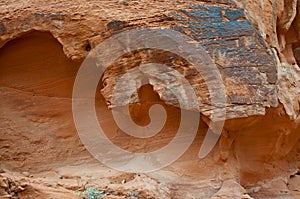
left=85, top=43, right=91, bottom=52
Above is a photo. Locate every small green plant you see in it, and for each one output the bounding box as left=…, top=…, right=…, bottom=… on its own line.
left=80, top=187, right=108, bottom=199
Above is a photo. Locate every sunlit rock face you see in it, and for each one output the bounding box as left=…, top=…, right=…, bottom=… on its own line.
left=0, top=0, right=300, bottom=198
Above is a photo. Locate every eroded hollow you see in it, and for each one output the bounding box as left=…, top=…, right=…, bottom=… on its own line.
left=0, top=31, right=84, bottom=171
left=0, top=31, right=80, bottom=98
left=4, top=29, right=300, bottom=199
left=0, top=31, right=209, bottom=173
left=96, top=83, right=182, bottom=153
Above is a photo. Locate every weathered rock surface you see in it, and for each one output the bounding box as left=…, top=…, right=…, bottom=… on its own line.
left=0, top=0, right=279, bottom=119
left=0, top=0, right=300, bottom=199
left=238, top=0, right=300, bottom=120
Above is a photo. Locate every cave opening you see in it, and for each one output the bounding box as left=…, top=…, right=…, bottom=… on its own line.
left=0, top=31, right=85, bottom=170
left=0, top=31, right=80, bottom=98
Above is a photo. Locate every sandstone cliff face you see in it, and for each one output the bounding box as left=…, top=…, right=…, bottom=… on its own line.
left=0, top=0, right=300, bottom=198
left=238, top=0, right=300, bottom=120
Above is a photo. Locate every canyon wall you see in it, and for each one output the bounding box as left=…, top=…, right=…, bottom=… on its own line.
left=0, top=0, right=300, bottom=198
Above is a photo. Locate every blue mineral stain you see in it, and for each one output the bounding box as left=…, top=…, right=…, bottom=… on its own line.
left=179, top=5, right=256, bottom=41
left=48, top=13, right=66, bottom=20
left=180, top=6, right=223, bottom=23
left=175, top=4, right=276, bottom=88
left=217, top=21, right=254, bottom=37
left=33, top=13, right=45, bottom=18
left=185, top=20, right=255, bottom=40
left=198, top=37, right=274, bottom=67
left=224, top=9, right=245, bottom=21
left=197, top=22, right=220, bottom=39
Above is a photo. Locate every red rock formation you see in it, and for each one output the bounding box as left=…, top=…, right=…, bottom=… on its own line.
left=0, top=0, right=300, bottom=198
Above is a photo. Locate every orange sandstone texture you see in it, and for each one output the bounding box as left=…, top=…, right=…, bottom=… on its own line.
left=0, top=0, right=300, bottom=198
